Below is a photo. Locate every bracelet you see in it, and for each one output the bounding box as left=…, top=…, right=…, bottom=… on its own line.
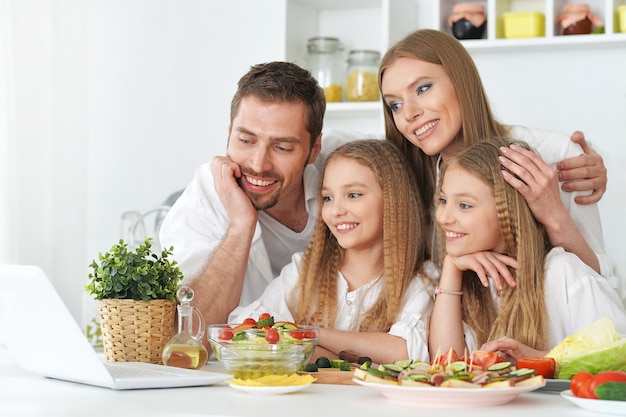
left=432, top=286, right=463, bottom=300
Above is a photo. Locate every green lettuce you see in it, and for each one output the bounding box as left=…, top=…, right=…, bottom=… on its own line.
left=556, top=338, right=626, bottom=380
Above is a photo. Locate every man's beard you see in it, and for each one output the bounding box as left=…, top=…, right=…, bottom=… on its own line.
left=247, top=190, right=280, bottom=211
left=236, top=175, right=281, bottom=211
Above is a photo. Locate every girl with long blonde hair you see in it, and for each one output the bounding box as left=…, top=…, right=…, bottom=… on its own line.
left=230, top=139, right=438, bottom=363
left=429, top=137, right=626, bottom=361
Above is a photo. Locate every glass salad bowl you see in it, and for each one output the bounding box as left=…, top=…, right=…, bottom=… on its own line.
left=208, top=322, right=320, bottom=379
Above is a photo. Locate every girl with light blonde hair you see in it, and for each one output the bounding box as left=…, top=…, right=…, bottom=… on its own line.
left=230, top=139, right=438, bottom=364
left=429, top=137, right=626, bottom=361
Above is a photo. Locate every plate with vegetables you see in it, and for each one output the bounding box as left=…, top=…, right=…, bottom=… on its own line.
left=560, top=370, right=626, bottom=414
left=352, top=349, right=545, bottom=408
left=561, top=390, right=626, bottom=415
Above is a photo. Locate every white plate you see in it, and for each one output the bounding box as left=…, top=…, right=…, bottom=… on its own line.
left=561, top=389, right=626, bottom=415
left=227, top=381, right=312, bottom=395
left=353, top=378, right=545, bottom=408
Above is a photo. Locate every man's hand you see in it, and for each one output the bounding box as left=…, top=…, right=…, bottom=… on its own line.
left=210, top=155, right=258, bottom=227
left=557, top=131, right=607, bottom=205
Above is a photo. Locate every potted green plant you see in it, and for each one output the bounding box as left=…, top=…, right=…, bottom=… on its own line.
left=85, top=237, right=184, bottom=364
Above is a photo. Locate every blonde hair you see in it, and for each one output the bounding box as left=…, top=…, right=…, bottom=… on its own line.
left=291, top=139, right=434, bottom=332
left=378, top=29, right=510, bottom=233
left=438, top=137, right=551, bottom=350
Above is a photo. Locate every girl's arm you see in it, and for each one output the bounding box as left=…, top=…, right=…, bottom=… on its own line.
left=428, top=256, right=466, bottom=358
left=317, top=328, right=408, bottom=365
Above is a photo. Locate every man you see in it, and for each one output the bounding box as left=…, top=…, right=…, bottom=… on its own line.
left=159, top=62, right=360, bottom=327
left=160, top=61, right=612, bottom=329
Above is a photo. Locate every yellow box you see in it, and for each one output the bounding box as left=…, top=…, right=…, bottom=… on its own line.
left=503, top=11, right=545, bottom=38
left=619, top=5, right=626, bottom=33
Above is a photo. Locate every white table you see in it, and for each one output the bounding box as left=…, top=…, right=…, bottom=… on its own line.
left=0, top=346, right=593, bottom=417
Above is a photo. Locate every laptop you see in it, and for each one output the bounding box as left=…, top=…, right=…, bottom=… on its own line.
left=0, top=264, right=230, bottom=390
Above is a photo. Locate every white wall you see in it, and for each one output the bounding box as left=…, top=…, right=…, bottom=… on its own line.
left=9, top=1, right=625, bottom=325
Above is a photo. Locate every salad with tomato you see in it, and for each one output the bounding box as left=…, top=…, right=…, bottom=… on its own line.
left=215, top=313, right=318, bottom=345
left=354, top=349, right=545, bottom=388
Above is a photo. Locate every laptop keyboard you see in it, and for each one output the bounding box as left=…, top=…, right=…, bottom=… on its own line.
left=106, top=363, right=175, bottom=378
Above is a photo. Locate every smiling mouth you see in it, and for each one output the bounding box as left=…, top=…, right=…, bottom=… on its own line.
left=336, top=223, right=357, bottom=231
left=445, top=230, right=465, bottom=239
left=414, top=120, right=439, bottom=138
left=245, top=176, right=276, bottom=187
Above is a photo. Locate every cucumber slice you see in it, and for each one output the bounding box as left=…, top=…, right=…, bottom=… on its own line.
left=487, top=361, right=512, bottom=371
left=508, top=368, right=535, bottom=377
left=330, top=359, right=344, bottom=368
left=393, top=359, right=413, bottom=369
left=382, top=363, right=405, bottom=373
left=446, top=361, right=468, bottom=372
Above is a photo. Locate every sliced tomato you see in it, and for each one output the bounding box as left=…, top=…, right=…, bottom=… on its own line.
left=471, top=350, right=501, bottom=369
left=571, top=371, right=594, bottom=398
left=589, top=371, right=626, bottom=399
left=517, top=357, right=556, bottom=379
left=218, top=326, right=234, bottom=340
left=265, top=328, right=280, bottom=344
left=431, top=348, right=460, bottom=367
left=242, top=317, right=257, bottom=326
left=290, top=330, right=304, bottom=340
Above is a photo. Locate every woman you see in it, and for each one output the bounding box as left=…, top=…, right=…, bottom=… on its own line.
left=378, top=29, right=615, bottom=291
left=429, top=137, right=626, bottom=360
left=229, top=140, right=438, bottom=364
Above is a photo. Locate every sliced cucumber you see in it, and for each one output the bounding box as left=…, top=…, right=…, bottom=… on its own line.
left=487, top=361, right=512, bottom=371
left=508, top=368, right=535, bottom=377
left=393, top=359, right=413, bottom=369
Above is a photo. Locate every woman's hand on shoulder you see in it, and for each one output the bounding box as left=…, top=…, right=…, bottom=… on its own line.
left=446, top=252, right=518, bottom=292
left=498, top=144, right=568, bottom=229
left=557, top=131, right=607, bottom=205
left=479, top=336, right=547, bottom=363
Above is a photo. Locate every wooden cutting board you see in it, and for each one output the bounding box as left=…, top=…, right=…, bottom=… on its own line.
left=297, top=368, right=357, bottom=385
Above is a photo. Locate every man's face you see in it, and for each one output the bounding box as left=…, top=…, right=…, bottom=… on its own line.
left=227, top=96, right=321, bottom=211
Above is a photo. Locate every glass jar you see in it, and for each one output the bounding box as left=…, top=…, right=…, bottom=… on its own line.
left=448, top=3, right=487, bottom=40
left=556, top=3, right=602, bottom=35
left=306, top=37, right=344, bottom=103
left=345, top=50, right=380, bottom=102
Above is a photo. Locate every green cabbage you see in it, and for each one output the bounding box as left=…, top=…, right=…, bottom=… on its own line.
left=547, top=317, right=619, bottom=363
left=556, top=338, right=626, bottom=380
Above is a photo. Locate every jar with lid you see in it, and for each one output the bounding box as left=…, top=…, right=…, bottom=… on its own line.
left=448, top=3, right=487, bottom=40
left=556, top=3, right=602, bottom=35
left=345, top=50, right=380, bottom=102
left=306, top=37, right=344, bottom=103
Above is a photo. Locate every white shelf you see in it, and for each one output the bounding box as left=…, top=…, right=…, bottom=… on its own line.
left=285, top=0, right=626, bottom=125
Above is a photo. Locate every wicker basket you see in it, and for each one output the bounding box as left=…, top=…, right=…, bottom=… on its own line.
left=98, top=299, right=176, bottom=364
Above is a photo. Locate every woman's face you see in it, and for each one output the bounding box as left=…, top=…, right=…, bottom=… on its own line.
left=381, top=57, right=463, bottom=158
left=321, top=157, right=384, bottom=254
left=435, top=166, right=506, bottom=257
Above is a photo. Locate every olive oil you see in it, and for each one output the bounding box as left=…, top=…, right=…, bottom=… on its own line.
left=162, top=344, right=208, bottom=370
left=162, top=286, right=208, bottom=370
